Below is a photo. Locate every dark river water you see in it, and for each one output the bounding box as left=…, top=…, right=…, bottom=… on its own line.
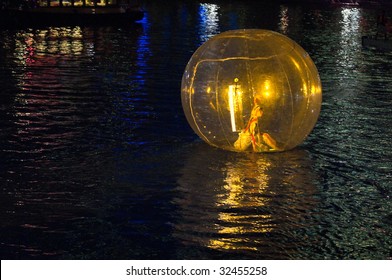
left=0, top=0, right=391, bottom=259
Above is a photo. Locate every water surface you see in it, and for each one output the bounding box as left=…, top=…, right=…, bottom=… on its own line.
left=0, top=1, right=391, bottom=259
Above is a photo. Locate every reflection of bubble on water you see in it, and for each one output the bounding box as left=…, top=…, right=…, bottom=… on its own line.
left=175, top=143, right=319, bottom=256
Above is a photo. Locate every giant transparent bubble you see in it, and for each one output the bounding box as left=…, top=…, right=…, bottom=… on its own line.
left=181, top=29, right=322, bottom=152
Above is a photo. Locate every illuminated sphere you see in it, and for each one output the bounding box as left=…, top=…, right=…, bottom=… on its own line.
left=181, top=29, right=322, bottom=152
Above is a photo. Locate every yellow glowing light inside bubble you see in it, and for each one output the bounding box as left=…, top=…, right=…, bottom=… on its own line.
left=228, top=78, right=243, bottom=132
left=262, top=79, right=272, bottom=99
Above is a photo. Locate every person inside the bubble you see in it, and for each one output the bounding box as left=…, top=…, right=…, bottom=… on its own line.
left=234, top=99, right=279, bottom=152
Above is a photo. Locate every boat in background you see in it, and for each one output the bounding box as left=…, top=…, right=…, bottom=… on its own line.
left=362, top=36, right=392, bottom=51
left=329, top=0, right=360, bottom=7
left=0, top=0, right=144, bottom=26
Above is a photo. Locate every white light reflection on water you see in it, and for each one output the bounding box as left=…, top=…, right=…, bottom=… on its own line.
left=198, top=3, right=220, bottom=43
left=279, top=6, right=289, bottom=34
left=338, top=8, right=362, bottom=77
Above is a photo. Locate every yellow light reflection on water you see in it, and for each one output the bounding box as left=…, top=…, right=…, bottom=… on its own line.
left=11, top=26, right=91, bottom=142
left=207, top=157, right=273, bottom=251
left=175, top=145, right=319, bottom=256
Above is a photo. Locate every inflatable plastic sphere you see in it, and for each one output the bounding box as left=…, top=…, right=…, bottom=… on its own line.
left=181, top=29, right=322, bottom=152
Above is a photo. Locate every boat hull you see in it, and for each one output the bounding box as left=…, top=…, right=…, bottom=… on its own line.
left=0, top=7, right=144, bottom=27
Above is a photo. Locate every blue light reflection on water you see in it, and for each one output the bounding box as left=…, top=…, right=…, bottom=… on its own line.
left=198, top=3, right=220, bottom=43
left=0, top=2, right=391, bottom=259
